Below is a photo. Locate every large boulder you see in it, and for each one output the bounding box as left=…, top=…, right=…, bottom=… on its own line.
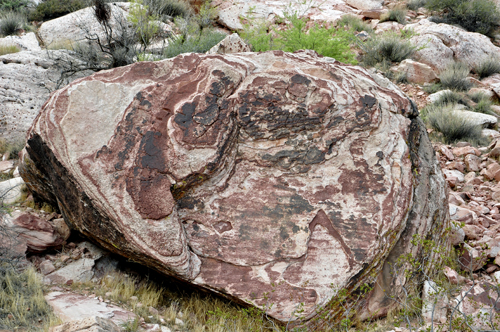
left=20, top=50, right=450, bottom=327
left=213, top=0, right=354, bottom=30
left=406, top=20, right=500, bottom=72
left=0, top=50, right=93, bottom=143
left=38, top=3, right=130, bottom=48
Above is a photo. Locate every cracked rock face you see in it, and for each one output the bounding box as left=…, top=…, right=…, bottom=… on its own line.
left=20, top=50, right=449, bottom=326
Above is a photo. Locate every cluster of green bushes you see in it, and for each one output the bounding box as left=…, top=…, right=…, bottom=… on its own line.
left=240, top=12, right=358, bottom=64
left=425, top=0, right=500, bottom=36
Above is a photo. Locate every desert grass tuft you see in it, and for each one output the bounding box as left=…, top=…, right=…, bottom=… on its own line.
left=0, top=44, right=19, bottom=56
left=338, top=14, right=373, bottom=33
left=474, top=58, right=500, bottom=79
left=361, top=32, right=415, bottom=67
left=0, top=265, right=60, bottom=330
left=380, top=7, right=407, bottom=24
left=0, top=11, right=26, bottom=36
left=425, top=103, right=483, bottom=144
left=434, top=90, right=470, bottom=106
left=439, top=62, right=472, bottom=92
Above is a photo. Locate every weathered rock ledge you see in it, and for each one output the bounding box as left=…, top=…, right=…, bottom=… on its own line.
left=20, top=50, right=449, bottom=327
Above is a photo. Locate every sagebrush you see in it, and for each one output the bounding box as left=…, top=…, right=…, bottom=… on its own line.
left=439, top=62, right=472, bottom=92
left=361, top=32, right=415, bottom=67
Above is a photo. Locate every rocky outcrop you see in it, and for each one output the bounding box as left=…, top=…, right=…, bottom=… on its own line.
left=407, top=19, right=500, bottom=72
left=0, top=50, right=93, bottom=143
left=37, top=3, right=130, bottom=48
left=391, top=59, right=438, bottom=85
left=0, top=32, right=41, bottom=52
left=20, top=50, right=449, bottom=326
left=213, top=0, right=354, bottom=30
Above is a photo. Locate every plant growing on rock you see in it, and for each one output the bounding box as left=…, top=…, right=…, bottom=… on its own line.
left=439, top=62, right=472, bottom=92
left=474, top=58, right=500, bottom=79
left=380, top=6, right=407, bottom=24
left=241, top=12, right=358, bottom=64
left=407, top=0, right=427, bottom=11
left=425, top=103, right=483, bottom=144
left=425, top=0, right=500, bottom=36
left=162, top=2, right=225, bottom=58
left=360, top=32, right=416, bottom=67
left=0, top=44, right=19, bottom=56
left=0, top=11, right=27, bottom=36
left=337, top=14, right=373, bottom=33
left=143, top=0, right=192, bottom=21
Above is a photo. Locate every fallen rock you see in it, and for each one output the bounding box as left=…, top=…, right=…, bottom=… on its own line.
left=449, top=221, right=465, bottom=245
left=453, top=110, right=498, bottom=128
left=40, top=260, right=56, bottom=275
left=45, top=258, right=95, bottom=284
left=458, top=243, right=487, bottom=271
left=21, top=50, right=450, bottom=327
left=0, top=160, right=15, bottom=173
left=454, top=282, right=500, bottom=330
left=45, top=291, right=135, bottom=326
left=390, top=59, right=438, bottom=85
left=464, top=154, right=481, bottom=172
left=407, top=19, right=500, bottom=71
left=452, top=146, right=481, bottom=157
left=482, top=129, right=500, bottom=139
left=207, top=33, right=250, bottom=54
left=4, top=212, right=69, bottom=252
left=0, top=177, right=24, bottom=205
left=49, top=316, right=121, bottom=332
left=443, top=169, right=465, bottom=182
left=422, top=280, right=448, bottom=324
left=427, top=89, right=453, bottom=104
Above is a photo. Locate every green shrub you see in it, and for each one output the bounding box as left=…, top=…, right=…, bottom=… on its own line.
left=0, top=44, right=20, bottom=55
left=128, top=0, right=159, bottom=46
left=241, top=13, right=358, bottom=64
left=407, top=0, right=427, bottom=11
left=426, top=103, right=483, bottom=143
left=426, top=0, right=500, bottom=35
left=28, top=0, right=86, bottom=22
left=380, top=7, right=407, bottom=24
left=163, top=29, right=226, bottom=58
left=338, top=14, right=373, bottom=33
left=474, top=58, right=500, bottom=79
left=361, top=32, right=415, bottom=67
left=0, top=11, right=26, bottom=36
left=439, top=62, right=472, bottom=92
left=0, top=0, right=31, bottom=12
left=143, top=0, right=192, bottom=20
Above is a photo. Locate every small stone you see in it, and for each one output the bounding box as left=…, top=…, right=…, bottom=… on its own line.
left=40, top=260, right=56, bottom=275
left=136, top=302, right=143, bottom=308
left=465, top=154, right=480, bottom=172
left=443, top=266, right=459, bottom=284
left=130, top=296, right=138, bottom=301
left=149, top=306, right=159, bottom=316
left=175, top=318, right=184, bottom=326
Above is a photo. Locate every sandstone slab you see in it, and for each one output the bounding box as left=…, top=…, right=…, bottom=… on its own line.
left=49, top=316, right=121, bottom=332
left=0, top=177, right=24, bottom=205
left=0, top=32, right=41, bottom=52
left=45, top=258, right=95, bottom=284
left=207, top=33, right=251, bottom=55
left=21, top=50, right=450, bottom=327
left=45, top=291, right=135, bottom=326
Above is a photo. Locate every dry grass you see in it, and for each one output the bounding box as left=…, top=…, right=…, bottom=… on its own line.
left=0, top=44, right=20, bottom=56
left=46, top=39, right=75, bottom=51
left=70, top=271, right=278, bottom=332
left=0, top=265, right=61, bottom=331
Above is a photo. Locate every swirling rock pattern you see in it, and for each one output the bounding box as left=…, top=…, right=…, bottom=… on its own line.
left=20, top=50, right=449, bottom=326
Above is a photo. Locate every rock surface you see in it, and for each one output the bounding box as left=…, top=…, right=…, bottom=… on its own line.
left=0, top=32, right=41, bottom=52
left=49, top=316, right=121, bottom=332
left=0, top=50, right=93, bottom=143
left=21, top=50, right=449, bottom=327
left=391, top=59, right=438, bottom=85
left=407, top=20, right=500, bottom=72
left=0, top=177, right=24, bottom=205
left=207, top=33, right=251, bottom=55
left=45, top=291, right=136, bottom=326
left=38, top=3, right=130, bottom=47
left=213, top=0, right=354, bottom=30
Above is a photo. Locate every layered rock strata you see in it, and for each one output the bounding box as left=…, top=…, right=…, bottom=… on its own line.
left=20, top=50, right=449, bottom=326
